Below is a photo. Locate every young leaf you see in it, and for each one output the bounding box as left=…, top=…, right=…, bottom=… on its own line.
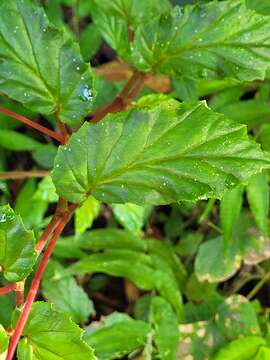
left=75, top=196, right=100, bottom=235
left=132, top=1, right=270, bottom=82
left=220, top=186, right=244, bottom=249
left=151, top=296, right=179, bottom=360
left=0, top=0, right=94, bottom=125
left=17, top=302, right=95, bottom=360
left=247, top=172, right=269, bottom=237
left=42, top=261, right=94, bottom=324
left=52, top=96, right=269, bottom=205
left=84, top=313, right=150, bottom=360
left=112, top=203, right=149, bottom=234
left=0, top=205, right=36, bottom=282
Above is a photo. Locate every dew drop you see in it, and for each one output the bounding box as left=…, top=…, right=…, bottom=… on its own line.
left=0, top=214, right=6, bottom=223
left=80, top=85, right=93, bottom=102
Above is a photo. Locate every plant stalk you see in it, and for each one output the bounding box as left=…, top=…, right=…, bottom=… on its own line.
left=0, top=107, right=65, bottom=144
left=6, top=204, right=77, bottom=360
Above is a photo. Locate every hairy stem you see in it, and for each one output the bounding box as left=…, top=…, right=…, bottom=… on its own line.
left=0, top=107, right=65, bottom=144
left=6, top=204, right=77, bottom=360
left=0, top=170, right=49, bottom=180
left=90, top=71, right=147, bottom=123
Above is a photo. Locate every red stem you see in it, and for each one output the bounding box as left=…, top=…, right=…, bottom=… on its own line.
left=15, top=282, right=24, bottom=307
left=90, top=71, right=146, bottom=123
left=35, top=214, right=62, bottom=253
left=6, top=205, right=76, bottom=360
left=0, top=107, right=65, bottom=144
left=0, top=283, right=16, bottom=295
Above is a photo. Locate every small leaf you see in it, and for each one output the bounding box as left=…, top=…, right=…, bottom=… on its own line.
left=0, top=0, right=94, bottom=125
left=112, top=203, right=149, bottom=234
left=220, top=186, right=244, bottom=249
left=254, top=346, right=270, bottom=360
left=0, top=205, right=36, bottom=282
left=132, top=1, right=270, bottom=82
left=0, top=324, right=8, bottom=357
left=84, top=313, right=150, bottom=360
left=52, top=96, right=270, bottom=205
left=247, top=172, right=269, bottom=237
left=17, top=302, right=95, bottom=360
left=33, top=176, right=58, bottom=203
left=15, top=178, right=48, bottom=229
left=213, top=336, right=265, bottom=360
left=75, top=196, right=100, bottom=235
left=151, top=296, right=179, bottom=360
left=42, top=261, right=94, bottom=324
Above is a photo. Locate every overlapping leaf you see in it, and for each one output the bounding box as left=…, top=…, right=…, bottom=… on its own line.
left=52, top=95, right=270, bottom=205
left=84, top=313, right=150, bottom=360
left=131, top=1, right=270, bottom=81
left=17, top=302, right=95, bottom=360
left=0, top=0, right=94, bottom=125
left=0, top=205, right=36, bottom=282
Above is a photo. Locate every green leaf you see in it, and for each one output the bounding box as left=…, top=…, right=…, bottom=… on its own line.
left=0, top=324, right=8, bottom=357
left=214, top=100, right=270, bottom=128
left=42, top=261, right=94, bottom=324
left=213, top=336, right=265, bottom=360
left=215, top=295, right=261, bottom=339
left=15, top=178, right=48, bottom=229
left=260, top=124, right=270, bottom=151
left=84, top=313, right=150, bottom=360
left=254, top=347, right=270, bottom=360
left=0, top=0, right=94, bottom=125
left=17, top=302, right=95, bottom=360
left=79, top=23, right=102, bottom=61
left=59, top=249, right=183, bottom=319
left=131, top=1, right=270, bottom=81
left=33, top=176, right=58, bottom=203
left=52, top=96, right=269, bottom=205
left=0, top=205, right=36, bottom=282
left=32, top=144, right=58, bottom=168
left=195, top=236, right=242, bottom=283
left=220, top=186, right=244, bottom=249
left=173, top=76, right=198, bottom=102
left=112, top=203, right=149, bottom=234
left=92, top=0, right=171, bottom=58
left=151, top=296, right=179, bottom=360
left=0, top=130, right=42, bottom=151
left=75, top=196, right=100, bottom=235
left=246, top=0, right=270, bottom=14
left=247, top=172, right=269, bottom=236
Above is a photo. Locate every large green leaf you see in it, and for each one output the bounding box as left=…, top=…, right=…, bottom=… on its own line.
left=0, top=0, right=94, bottom=125
left=84, top=312, right=150, bottom=360
left=131, top=1, right=270, bottom=81
left=52, top=96, right=270, bottom=205
left=17, top=302, right=95, bottom=360
left=0, top=205, right=36, bottom=282
left=60, top=249, right=184, bottom=320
